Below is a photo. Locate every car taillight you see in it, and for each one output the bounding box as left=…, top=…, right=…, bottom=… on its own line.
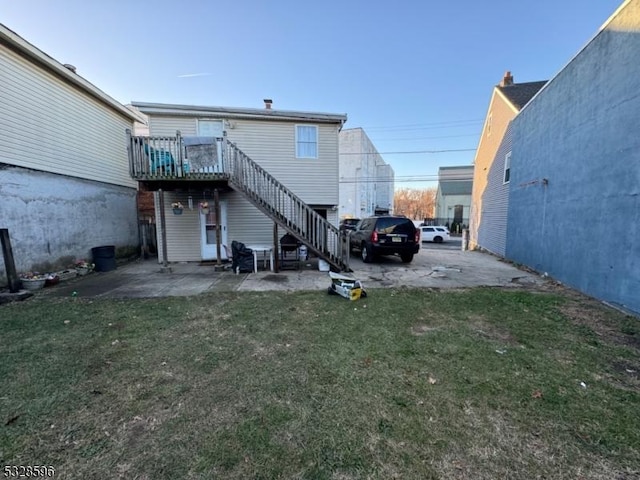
left=371, top=231, right=378, bottom=243
left=414, top=230, right=420, bottom=243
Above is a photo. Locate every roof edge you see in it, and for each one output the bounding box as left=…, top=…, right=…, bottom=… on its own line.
left=0, top=23, right=143, bottom=123
left=131, top=101, right=348, bottom=123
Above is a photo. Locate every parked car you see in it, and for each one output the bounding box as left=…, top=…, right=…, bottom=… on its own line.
left=349, top=216, right=420, bottom=263
left=420, top=226, right=450, bottom=243
left=339, top=218, right=361, bottom=232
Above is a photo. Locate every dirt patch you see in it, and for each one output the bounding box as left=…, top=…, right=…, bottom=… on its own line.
left=606, top=361, right=640, bottom=391
left=554, top=287, right=640, bottom=352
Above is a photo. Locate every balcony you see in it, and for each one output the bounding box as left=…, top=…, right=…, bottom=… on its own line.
left=126, top=130, right=230, bottom=190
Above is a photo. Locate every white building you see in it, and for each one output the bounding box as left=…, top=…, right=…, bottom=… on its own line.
left=339, top=128, right=394, bottom=219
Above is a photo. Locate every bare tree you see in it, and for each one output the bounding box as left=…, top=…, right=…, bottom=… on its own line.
left=394, top=188, right=436, bottom=221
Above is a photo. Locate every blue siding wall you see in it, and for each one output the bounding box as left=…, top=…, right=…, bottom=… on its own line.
left=477, top=124, right=513, bottom=257
left=507, top=6, right=640, bottom=314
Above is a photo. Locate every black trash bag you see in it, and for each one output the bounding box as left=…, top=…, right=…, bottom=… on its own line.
left=231, top=240, right=254, bottom=273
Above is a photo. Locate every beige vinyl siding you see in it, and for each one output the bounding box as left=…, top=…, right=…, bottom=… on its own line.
left=157, top=191, right=277, bottom=262
left=156, top=190, right=337, bottom=262
left=0, top=46, right=135, bottom=188
left=146, top=115, right=340, bottom=205
left=155, top=192, right=202, bottom=262
left=228, top=120, right=339, bottom=205
left=226, top=193, right=274, bottom=246
left=148, top=116, right=198, bottom=136
left=146, top=112, right=342, bottom=261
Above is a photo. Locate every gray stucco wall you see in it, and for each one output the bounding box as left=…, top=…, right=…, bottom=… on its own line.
left=0, top=165, right=139, bottom=281
left=506, top=7, right=640, bottom=314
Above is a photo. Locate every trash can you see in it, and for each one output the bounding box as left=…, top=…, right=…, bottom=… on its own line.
left=92, top=245, right=117, bottom=272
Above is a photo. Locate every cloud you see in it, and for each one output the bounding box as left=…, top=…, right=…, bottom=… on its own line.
left=177, top=72, right=212, bottom=78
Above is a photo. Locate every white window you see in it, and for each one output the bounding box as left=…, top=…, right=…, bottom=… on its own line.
left=296, top=125, right=318, bottom=158
left=503, top=152, right=511, bottom=184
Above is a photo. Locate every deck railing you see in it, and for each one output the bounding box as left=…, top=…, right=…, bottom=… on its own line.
left=222, top=140, right=349, bottom=271
left=126, top=130, right=227, bottom=179
left=127, top=131, right=350, bottom=271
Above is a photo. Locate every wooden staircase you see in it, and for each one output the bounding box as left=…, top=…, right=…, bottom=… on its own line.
left=221, top=139, right=350, bottom=272
left=127, top=132, right=350, bottom=271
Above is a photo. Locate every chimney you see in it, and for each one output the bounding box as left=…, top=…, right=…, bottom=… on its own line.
left=63, top=64, right=77, bottom=73
left=500, top=71, right=514, bottom=87
left=263, top=98, right=272, bottom=110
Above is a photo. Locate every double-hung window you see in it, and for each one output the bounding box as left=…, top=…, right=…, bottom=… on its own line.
left=296, top=125, right=318, bottom=159
left=503, top=152, right=511, bottom=184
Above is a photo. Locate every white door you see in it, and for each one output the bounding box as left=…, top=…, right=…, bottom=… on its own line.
left=197, top=120, right=224, bottom=172
left=200, top=201, right=228, bottom=260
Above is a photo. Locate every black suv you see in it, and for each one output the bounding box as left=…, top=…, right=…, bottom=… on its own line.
left=349, top=216, right=420, bottom=263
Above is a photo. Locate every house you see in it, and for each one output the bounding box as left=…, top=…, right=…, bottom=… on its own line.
left=506, top=0, right=640, bottom=314
left=0, top=23, right=142, bottom=280
left=468, top=72, right=547, bottom=255
left=338, top=128, right=394, bottom=219
left=433, top=166, right=474, bottom=231
left=128, top=100, right=349, bottom=271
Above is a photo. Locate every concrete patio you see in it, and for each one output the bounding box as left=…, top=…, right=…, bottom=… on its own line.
left=24, top=244, right=545, bottom=299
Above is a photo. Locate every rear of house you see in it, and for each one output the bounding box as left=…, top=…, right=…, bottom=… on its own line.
left=0, top=23, right=141, bottom=280
left=131, top=101, right=346, bottom=265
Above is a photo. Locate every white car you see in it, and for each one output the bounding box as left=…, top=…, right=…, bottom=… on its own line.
left=420, top=226, right=450, bottom=243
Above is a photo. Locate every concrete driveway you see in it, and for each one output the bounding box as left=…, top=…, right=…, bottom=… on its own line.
left=39, top=241, right=543, bottom=299
left=240, top=240, right=542, bottom=292
left=32, top=242, right=543, bottom=298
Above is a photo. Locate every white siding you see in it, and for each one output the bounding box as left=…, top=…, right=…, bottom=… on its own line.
left=0, top=46, right=135, bottom=188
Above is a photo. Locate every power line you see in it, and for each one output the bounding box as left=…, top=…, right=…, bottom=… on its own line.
left=358, top=118, right=484, bottom=131
left=372, top=133, right=480, bottom=141
left=340, top=176, right=473, bottom=184
left=339, top=148, right=476, bottom=156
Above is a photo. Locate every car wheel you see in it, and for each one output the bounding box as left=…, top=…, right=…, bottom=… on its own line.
left=400, top=253, right=414, bottom=263
left=362, top=244, right=373, bottom=263
left=434, top=236, right=443, bottom=243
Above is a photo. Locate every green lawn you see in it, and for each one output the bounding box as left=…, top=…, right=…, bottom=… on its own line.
left=1, top=287, right=639, bottom=479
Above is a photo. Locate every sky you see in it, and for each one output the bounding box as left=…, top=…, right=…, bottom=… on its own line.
left=1, top=0, right=623, bottom=189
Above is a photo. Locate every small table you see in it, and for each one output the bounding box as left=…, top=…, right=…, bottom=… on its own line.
left=247, top=245, right=274, bottom=273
